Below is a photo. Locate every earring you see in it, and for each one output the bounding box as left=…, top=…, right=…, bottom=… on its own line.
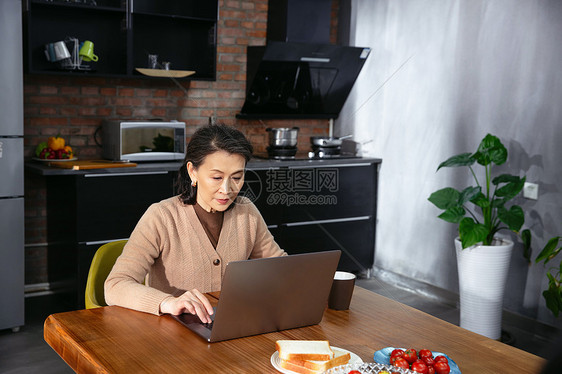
left=191, top=180, right=197, bottom=187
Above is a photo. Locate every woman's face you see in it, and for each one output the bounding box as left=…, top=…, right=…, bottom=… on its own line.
left=187, top=150, right=246, bottom=212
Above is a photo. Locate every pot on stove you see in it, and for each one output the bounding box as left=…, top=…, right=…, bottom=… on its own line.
left=266, top=127, right=299, bottom=147
left=310, top=134, right=353, bottom=148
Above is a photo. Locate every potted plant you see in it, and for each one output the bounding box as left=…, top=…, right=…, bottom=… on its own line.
left=428, top=134, right=561, bottom=339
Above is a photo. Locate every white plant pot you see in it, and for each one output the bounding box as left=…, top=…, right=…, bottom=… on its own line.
left=455, top=237, right=514, bottom=340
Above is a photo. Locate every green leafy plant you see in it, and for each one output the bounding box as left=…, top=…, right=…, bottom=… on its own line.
left=428, top=134, right=529, bottom=252
left=428, top=133, right=562, bottom=316
left=536, top=237, right=562, bottom=317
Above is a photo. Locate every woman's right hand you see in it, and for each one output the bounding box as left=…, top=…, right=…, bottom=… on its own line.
left=159, top=289, right=214, bottom=323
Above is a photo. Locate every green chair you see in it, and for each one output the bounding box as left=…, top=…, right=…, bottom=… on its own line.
left=85, top=240, right=127, bottom=309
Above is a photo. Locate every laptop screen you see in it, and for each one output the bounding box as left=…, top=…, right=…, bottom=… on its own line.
left=173, top=250, right=341, bottom=342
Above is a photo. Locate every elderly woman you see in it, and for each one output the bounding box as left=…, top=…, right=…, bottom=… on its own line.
left=105, top=124, right=286, bottom=322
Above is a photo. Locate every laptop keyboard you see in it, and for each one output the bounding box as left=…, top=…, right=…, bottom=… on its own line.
left=201, top=310, right=216, bottom=330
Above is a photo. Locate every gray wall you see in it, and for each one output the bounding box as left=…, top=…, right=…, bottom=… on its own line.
left=338, top=0, right=562, bottom=327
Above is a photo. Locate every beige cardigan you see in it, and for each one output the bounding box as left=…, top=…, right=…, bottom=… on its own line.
left=105, top=196, right=286, bottom=315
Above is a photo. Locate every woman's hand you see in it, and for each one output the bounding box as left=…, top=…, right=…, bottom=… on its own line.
left=159, top=289, right=214, bottom=323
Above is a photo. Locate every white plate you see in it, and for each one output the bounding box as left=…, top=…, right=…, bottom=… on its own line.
left=271, top=346, right=363, bottom=374
left=33, top=157, right=77, bottom=162
left=135, top=68, right=196, bottom=78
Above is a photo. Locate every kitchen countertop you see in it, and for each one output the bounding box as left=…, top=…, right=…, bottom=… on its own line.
left=25, top=157, right=382, bottom=176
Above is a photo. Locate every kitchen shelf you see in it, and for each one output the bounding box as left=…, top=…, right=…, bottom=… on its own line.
left=132, top=11, right=217, bottom=22
left=23, top=0, right=218, bottom=80
left=131, top=12, right=216, bottom=80
left=29, top=0, right=126, bottom=12
left=132, top=0, right=218, bottom=19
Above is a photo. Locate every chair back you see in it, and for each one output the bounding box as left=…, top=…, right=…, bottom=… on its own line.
left=85, top=240, right=127, bottom=309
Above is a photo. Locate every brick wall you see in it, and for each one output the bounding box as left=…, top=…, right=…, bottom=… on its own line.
left=23, top=0, right=339, bottom=286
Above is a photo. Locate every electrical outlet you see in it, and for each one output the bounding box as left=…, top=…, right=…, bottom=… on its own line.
left=523, top=182, right=539, bottom=200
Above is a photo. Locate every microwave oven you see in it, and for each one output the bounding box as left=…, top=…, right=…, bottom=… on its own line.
left=102, top=120, right=186, bottom=162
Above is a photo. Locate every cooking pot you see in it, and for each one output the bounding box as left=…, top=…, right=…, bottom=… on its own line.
left=310, top=135, right=352, bottom=148
left=266, top=127, right=299, bottom=147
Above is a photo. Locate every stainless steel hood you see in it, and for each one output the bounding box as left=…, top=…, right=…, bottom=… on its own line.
left=237, top=0, right=370, bottom=119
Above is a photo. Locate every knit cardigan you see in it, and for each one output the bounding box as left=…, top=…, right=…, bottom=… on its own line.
left=104, top=195, right=286, bottom=315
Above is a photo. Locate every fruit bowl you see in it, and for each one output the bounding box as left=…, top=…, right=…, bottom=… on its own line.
left=373, top=347, right=461, bottom=374
left=34, top=136, right=74, bottom=161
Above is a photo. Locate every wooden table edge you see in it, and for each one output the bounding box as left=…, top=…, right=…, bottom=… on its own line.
left=44, top=313, right=110, bottom=373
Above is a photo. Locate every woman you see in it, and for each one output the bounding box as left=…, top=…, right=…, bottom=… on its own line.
left=105, top=124, right=286, bottom=322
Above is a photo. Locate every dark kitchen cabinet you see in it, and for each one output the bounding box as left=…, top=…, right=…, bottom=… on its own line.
left=23, top=0, right=218, bottom=79
left=271, top=218, right=375, bottom=272
left=243, top=159, right=380, bottom=273
left=28, top=157, right=380, bottom=308
left=44, top=169, right=177, bottom=307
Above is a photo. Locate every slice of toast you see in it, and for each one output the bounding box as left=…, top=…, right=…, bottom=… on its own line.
left=279, top=350, right=351, bottom=374
left=294, top=349, right=351, bottom=371
left=279, top=358, right=322, bottom=374
left=276, top=340, right=334, bottom=361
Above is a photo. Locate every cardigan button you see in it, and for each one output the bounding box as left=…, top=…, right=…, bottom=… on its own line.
left=213, top=259, right=220, bottom=266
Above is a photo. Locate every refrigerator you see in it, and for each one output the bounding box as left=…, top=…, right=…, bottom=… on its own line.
left=0, top=0, right=25, bottom=331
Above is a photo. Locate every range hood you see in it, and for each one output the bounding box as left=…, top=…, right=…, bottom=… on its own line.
left=237, top=0, right=370, bottom=119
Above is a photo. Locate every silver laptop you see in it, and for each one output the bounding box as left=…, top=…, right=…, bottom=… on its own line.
left=172, top=250, right=341, bottom=342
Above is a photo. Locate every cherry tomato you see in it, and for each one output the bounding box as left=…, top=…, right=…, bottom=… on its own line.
left=403, top=348, right=418, bottom=364
left=390, top=348, right=405, bottom=358
left=427, top=365, right=435, bottom=374
left=411, top=359, right=429, bottom=374
left=434, top=355, right=448, bottom=364
left=410, top=359, right=428, bottom=374
left=348, top=370, right=362, bottom=374
left=419, top=349, right=433, bottom=359
left=434, top=361, right=450, bottom=374
left=422, top=356, right=435, bottom=366
left=392, top=357, right=410, bottom=369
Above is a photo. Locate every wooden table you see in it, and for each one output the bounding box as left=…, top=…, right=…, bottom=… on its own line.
left=44, top=286, right=545, bottom=373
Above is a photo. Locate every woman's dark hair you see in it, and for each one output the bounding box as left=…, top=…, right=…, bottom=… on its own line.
left=176, top=123, right=253, bottom=204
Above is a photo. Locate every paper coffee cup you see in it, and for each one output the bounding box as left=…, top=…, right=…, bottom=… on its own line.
left=328, top=271, right=356, bottom=310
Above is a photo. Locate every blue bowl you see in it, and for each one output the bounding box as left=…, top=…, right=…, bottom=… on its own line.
left=373, top=347, right=461, bottom=374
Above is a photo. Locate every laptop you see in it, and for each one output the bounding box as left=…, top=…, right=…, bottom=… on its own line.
left=172, top=250, right=341, bottom=342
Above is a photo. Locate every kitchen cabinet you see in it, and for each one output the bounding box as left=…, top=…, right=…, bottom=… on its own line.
left=243, top=160, right=379, bottom=273
left=27, top=157, right=380, bottom=308
left=39, top=167, right=177, bottom=307
left=23, top=0, right=218, bottom=79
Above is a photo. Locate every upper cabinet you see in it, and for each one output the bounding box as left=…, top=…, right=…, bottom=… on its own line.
left=23, top=0, right=218, bottom=80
